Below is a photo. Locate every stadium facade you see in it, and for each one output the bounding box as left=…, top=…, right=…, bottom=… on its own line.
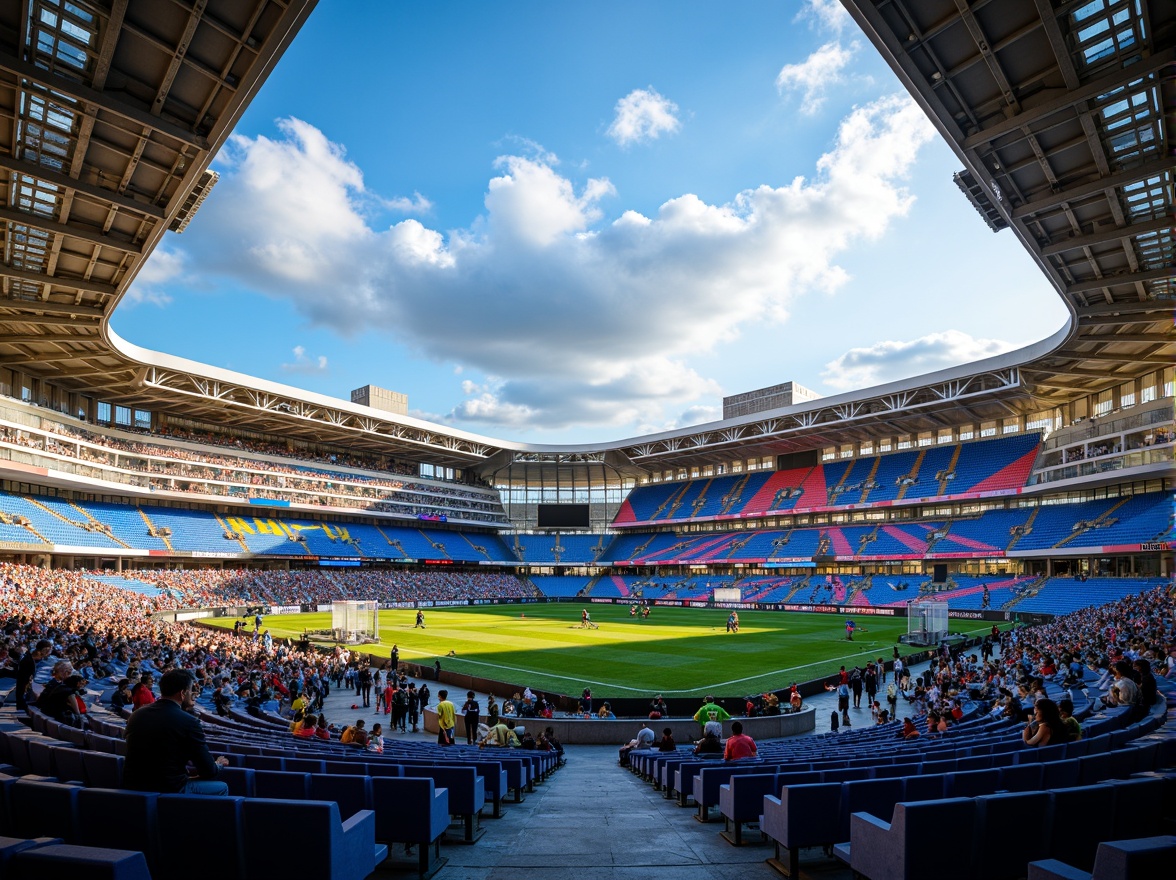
left=0, top=0, right=1171, bottom=601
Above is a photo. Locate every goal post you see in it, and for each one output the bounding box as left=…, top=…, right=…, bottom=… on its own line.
left=331, top=600, right=379, bottom=645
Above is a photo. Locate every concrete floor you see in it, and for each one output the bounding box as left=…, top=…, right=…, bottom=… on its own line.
left=317, top=652, right=952, bottom=879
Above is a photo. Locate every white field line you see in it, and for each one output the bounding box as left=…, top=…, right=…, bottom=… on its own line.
left=391, top=639, right=892, bottom=695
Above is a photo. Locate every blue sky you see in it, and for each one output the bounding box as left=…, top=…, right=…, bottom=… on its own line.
left=113, top=0, right=1068, bottom=443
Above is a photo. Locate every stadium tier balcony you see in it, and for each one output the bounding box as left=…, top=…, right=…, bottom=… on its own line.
left=0, top=408, right=509, bottom=527
left=615, top=434, right=1045, bottom=528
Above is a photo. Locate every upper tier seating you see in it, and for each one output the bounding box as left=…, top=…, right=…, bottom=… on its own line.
left=513, top=533, right=606, bottom=565
left=530, top=575, right=592, bottom=598
left=615, top=433, right=1043, bottom=526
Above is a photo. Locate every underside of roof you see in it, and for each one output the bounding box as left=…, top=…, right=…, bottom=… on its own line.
left=0, top=0, right=1172, bottom=478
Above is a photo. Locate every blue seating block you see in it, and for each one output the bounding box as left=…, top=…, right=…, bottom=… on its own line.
left=75, top=789, right=159, bottom=871
left=12, top=843, right=151, bottom=880
left=847, top=798, right=976, bottom=880
left=241, top=798, right=385, bottom=880
left=157, top=794, right=246, bottom=880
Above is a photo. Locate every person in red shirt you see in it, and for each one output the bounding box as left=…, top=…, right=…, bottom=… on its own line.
left=131, top=672, right=156, bottom=710
left=723, top=721, right=757, bottom=760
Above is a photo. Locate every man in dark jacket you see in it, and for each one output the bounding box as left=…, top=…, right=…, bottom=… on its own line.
left=123, top=669, right=228, bottom=794
left=15, top=639, right=52, bottom=713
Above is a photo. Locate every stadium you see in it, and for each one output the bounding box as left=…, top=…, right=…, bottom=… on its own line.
left=0, top=0, right=1173, bottom=878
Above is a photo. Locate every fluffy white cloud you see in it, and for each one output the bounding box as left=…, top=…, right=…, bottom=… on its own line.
left=281, top=345, right=329, bottom=374
left=384, top=191, right=432, bottom=214
left=821, top=330, right=1018, bottom=391
left=776, top=41, right=859, bottom=116
left=123, top=246, right=184, bottom=306
left=606, top=88, right=682, bottom=146
left=797, top=0, right=853, bottom=33
left=182, top=95, right=934, bottom=431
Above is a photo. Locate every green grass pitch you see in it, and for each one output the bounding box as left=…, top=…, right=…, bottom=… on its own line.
left=207, top=604, right=994, bottom=699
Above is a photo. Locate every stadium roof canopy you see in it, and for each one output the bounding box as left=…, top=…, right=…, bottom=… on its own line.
left=0, top=0, right=1172, bottom=480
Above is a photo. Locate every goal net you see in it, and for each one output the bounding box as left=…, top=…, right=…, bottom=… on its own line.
left=905, top=597, right=948, bottom=647
left=331, top=600, right=379, bottom=645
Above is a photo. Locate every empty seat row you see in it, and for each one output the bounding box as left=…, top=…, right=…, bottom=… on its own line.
left=0, top=776, right=409, bottom=879
left=832, top=777, right=1172, bottom=880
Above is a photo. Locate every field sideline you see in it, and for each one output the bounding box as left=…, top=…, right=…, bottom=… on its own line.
left=206, top=604, right=995, bottom=698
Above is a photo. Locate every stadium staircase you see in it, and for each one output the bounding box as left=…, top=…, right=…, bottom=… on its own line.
left=629, top=534, right=658, bottom=559
left=459, top=533, right=496, bottom=562
left=1051, top=497, right=1131, bottom=549
left=0, top=510, right=49, bottom=545
left=766, top=530, right=794, bottom=560
left=688, top=478, right=714, bottom=518
left=894, top=450, right=927, bottom=502
left=213, top=513, right=251, bottom=553
left=67, top=502, right=132, bottom=549
left=374, top=526, right=408, bottom=559
left=512, top=534, right=524, bottom=562
left=924, top=521, right=952, bottom=553
left=662, top=481, right=696, bottom=520
left=23, top=496, right=129, bottom=549
left=649, top=481, right=691, bottom=521
left=845, top=575, right=873, bottom=606
left=137, top=508, right=173, bottom=552
left=1005, top=507, right=1040, bottom=553
left=827, top=459, right=858, bottom=505
left=1001, top=574, right=1048, bottom=610
left=857, top=456, right=883, bottom=504
left=937, top=443, right=963, bottom=495
left=718, top=473, right=751, bottom=515
left=591, top=534, right=608, bottom=563
left=782, top=575, right=811, bottom=602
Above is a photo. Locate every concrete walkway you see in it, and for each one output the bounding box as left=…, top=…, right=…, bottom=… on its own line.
left=307, top=651, right=965, bottom=878
left=434, top=743, right=793, bottom=880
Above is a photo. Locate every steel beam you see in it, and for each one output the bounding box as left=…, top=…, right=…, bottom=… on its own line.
left=962, top=46, right=1174, bottom=150
left=0, top=206, right=143, bottom=255
left=0, top=298, right=105, bottom=317
left=1066, top=267, right=1175, bottom=296
left=0, top=264, right=117, bottom=297
left=0, top=48, right=208, bottom=151
left=1041, top=216, right=1174, bottom=257
left=0, top=154, right=167, bottom=222
left=1011, top=157, right=1170, bottom=220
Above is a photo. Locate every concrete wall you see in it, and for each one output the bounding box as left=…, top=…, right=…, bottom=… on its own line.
left=424, top=706, right=815, bottom=744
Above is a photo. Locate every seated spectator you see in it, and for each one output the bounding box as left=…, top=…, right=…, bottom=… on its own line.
left=294, top=713, right=318, bottom=738
left=131, top=672, right=156, bottom=710
left=340, top=718, right=368, bottom=747
left=619, top=723, right=655, bottom=766
left=597, top=702, right=615, bottom=719
left=1057, top=698, right=1081, bottom=741
left=36, top=660, right=78, bottom=723
left=723, top=720, right=757, bottom=760
left=694, top=730, right=722, bottom=755
left=1023, top=698, right=1067, bottom=747
left=542, top=727, right=565, bottom=764
left=314, top=714, right=331, bottom=740
left=657, top=728, right=677, bottom=751
left=110, top=678, right=133, bottom=711
left=122, top=669, right=229, bottom=795
left=900, top=717, right=920, bottom=739
left=367, top=722, right=385, bottom=753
